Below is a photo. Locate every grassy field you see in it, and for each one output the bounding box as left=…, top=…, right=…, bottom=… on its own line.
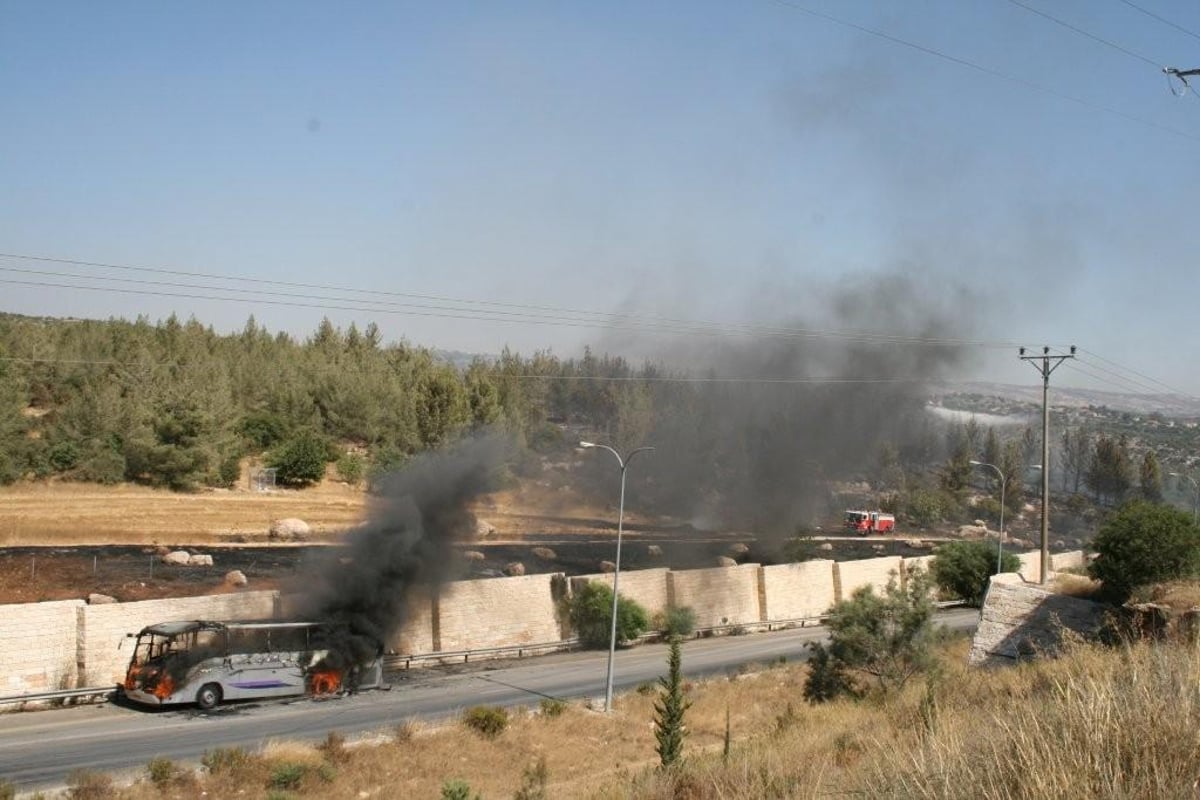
left=0, top=481, right=368, bottom=545
left=40, top=634, right=1200, bottom=800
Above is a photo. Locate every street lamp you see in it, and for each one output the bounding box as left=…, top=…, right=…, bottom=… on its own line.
left=579, top=441, right=655, bottom=713
left=970, top=460, right=1007, bottom=575
left=1169, top=472, right=1199, bottom=523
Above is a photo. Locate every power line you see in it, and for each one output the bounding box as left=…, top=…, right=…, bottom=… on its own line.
left=767, top=0, right=1200, bottom=143
left=1007, top=0, right=1161, bottom=68
left=1078, top=347, right=1198, bottom=399
left=0, top=253, right=1035, bottom=348
left=1116, top=0, right=1200, bottom=43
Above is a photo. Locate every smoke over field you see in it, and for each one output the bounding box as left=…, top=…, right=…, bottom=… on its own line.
left=295, top=433, right=511, bottom=666
left=587, top=272, right=976, bottom=537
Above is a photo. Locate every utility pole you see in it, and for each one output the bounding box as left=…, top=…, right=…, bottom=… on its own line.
left=1020, top=345, right=1075, bottom=584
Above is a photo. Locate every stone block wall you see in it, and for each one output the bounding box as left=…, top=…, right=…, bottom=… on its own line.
left=78, top=591, right=278, bottom=686
left=758, top=560, right=836, bottom=621
left=667, top=564, right=762, bottom=628
left=1016, top=551, right=1043, bottom=582
left=1050, top=550, right=1084, bottom=571
left=436, top=573, right=564, bottom=652
left=969, top=578, right=1107, bottom=666
left=835, top=556, right=902, bottom=601
left=0, top=600, right=84, bottom=695
left=570, top=568, right=671, bottom=618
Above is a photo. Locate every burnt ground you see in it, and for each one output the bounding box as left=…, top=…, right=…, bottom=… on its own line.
left=0, top=529, right=946, bottom=605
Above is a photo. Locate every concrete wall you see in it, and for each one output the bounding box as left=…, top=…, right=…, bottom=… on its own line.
left=0, top=600, right=85, bottom=695
left=835, top=556, right=902, bottom=601
left=667, top=564, right=762, bottom=628
left=1016, top=551, right=1043, bottom=582
left=436, top=573, right=563, bottom=652
left=1050, top=550, right=1085, bottom=572
left=78, top=591, right=278, bottom=686
left=570, top=568, right=671, bottom=618
left=759, top=560, right=836, bottom=621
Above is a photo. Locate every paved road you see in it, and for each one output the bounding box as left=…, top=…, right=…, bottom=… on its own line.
left=0, top=609, right=978, bottom=791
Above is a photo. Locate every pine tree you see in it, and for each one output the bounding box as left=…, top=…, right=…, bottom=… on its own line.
left=1141, top=451, right=1164, bottom=503
left=654, top=636, right=690, bottom=768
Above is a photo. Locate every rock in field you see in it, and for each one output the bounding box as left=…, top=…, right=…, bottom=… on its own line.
left=462, top=550, right=486, bottom=561
left=647, top=545, right=663, bottom=557
left=503, top=561, right=526, bottom=577
left=715, top=556, right=738, bottom=567
left=188, top=554, right=214, bottom=567
left=161, top=550, right=191, bottom=566
left=598, top=560, right=616, bottom=573
left=224, top=570, right=248, bottom=587
left=269, top=518, right=310, bottom=541
left=532, top=547, right=557, bottom=561
left=88, top=593, right=117, bottom=605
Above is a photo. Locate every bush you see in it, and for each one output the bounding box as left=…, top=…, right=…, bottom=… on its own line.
left=658, top=605, right=697, bottom=638
left=269, top=430, right=329, bottom=486
left=441, top=780, right=481, bottom=800
left=462, top=705, right=509, bottom=739
left=201, top=747, right=251, bottom=775
left=538, top=697, right=567, bottom=717
left=336, top=453, right=364, bottom=485
left=1089, top=501, right=1200, bottom=602
left=216, top=453, right=242, bottom=487
left=803, top=568, right=936, bottom=702
left=317, top=730, right=349, bottom=764
left=145, top=757, right=179, bottom=789
left=931, top=540, right=1021, bottom=606
left=48, top=440, right=80, bottom=472
left=75, top=445, right=127, bottom=484
left=568, top=581, right=649, bottom=648
left=514, top=756, right=549, bottom=800
left=65, top=769, right=114, bottom=800
left=905, top=488, right=947, bottom=527
left=0, top=779, right=14, bottom=800
left=268, top=762, right=307, bottom=790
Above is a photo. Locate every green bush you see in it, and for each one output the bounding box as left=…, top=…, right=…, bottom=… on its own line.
left=215, top=453, right=242, bottom=487
left=905, top=488, right=947, bottom=527
left=931, top=540, right=1021, bottom=606
left=201, top=747, right=251, bottom=775
left=75, top=445, right=127, bottom=484
left=568, top=581, right=649, bottom=648
left=269, top=430, right=329, bottom=486
left=336, top=453, right=364, bottom=485
left=462, top=705, right=509, bottom=739
left=1089, top=501, right=1200, bottom=602
left=803, top=568, right=936, bottom=702
left=441, top=780, right=481, bottom=800
left=48, top=440, right=80, bottom=472
left=658, top=605, right=697, bottom=638
left=268, top=762, right=307, bottom=790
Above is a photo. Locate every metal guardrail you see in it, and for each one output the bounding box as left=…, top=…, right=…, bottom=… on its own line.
left=0, top=685, right=114, bottom=706
left=0, top=602, right=968, bottom=704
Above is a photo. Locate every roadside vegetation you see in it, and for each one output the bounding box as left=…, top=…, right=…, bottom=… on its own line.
left=49, top=629, right=1200, bottom=800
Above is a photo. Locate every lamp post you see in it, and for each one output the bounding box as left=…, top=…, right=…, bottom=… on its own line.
left=580, top=441, right=655, bottom=712
left=970, top=460, right=1007, bottom=575
left=1169, top=472, right=1199, bottom=524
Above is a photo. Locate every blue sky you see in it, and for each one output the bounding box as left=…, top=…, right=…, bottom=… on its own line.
left=2, top=1, right=1199, bottom=394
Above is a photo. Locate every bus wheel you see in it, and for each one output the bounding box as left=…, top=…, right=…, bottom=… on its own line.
left=196, top=683, right=222, bottom=710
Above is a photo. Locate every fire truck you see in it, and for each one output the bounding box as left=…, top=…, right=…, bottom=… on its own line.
left=845, top=510, right=896, bottom=535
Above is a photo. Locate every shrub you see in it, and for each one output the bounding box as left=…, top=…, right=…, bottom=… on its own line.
left=201, top=746, right=251, bottom=775
left=568, top=581, right=649, bottom=648
left=216, top=453, right=242, bottom=487
left=538, top=697, right=567, bottom=717
left=74, top=445, right=126, bottom=484
left=64, top=770, right=113, bottom=800
left=1089, top=501, right=1200, bottom=602
left=336, top=452, right=364, bottom=485
left=931, top=540, right=1021, bottom=606
left=462, top=705, right=509, bottom=739
left=513, top=756, right=549, bottom=800
left=0, top=779, right=14, bottom=800
left=269, top=430, right=329, bottom=486
left=803, top=568, right=936, bottom=702
left=904, top=488, right=947, bottom=526
left=441, top=780, right=481, bottom=800
left=145, top=757, right=179, bottom=789
left=48, top=440, right=80, bottom=472
left=658, top=605, right=697, bottom=638
left=268, top=762, right=307, bottom=790
left=317, top=730, right=349, bottom=764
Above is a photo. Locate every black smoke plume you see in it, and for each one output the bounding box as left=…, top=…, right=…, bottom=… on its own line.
left=295, top=432, right=511, bottom=673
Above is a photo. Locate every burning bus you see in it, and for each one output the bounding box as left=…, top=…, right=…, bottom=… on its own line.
left=121, top=620, right=384, bottom=709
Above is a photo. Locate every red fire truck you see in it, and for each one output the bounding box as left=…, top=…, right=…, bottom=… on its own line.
left=845, top=510, right=896, bottom=535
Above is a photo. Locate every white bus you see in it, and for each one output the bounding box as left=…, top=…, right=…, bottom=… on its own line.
left=121, top=620, right=384, bottom=709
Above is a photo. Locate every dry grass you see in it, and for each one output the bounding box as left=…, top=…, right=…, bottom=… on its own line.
left=0, top=480, right=367, bottom=545
left=1138, top=579, right=1200, bottom=611
left=1052, top=572, right=1103, bottom=599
